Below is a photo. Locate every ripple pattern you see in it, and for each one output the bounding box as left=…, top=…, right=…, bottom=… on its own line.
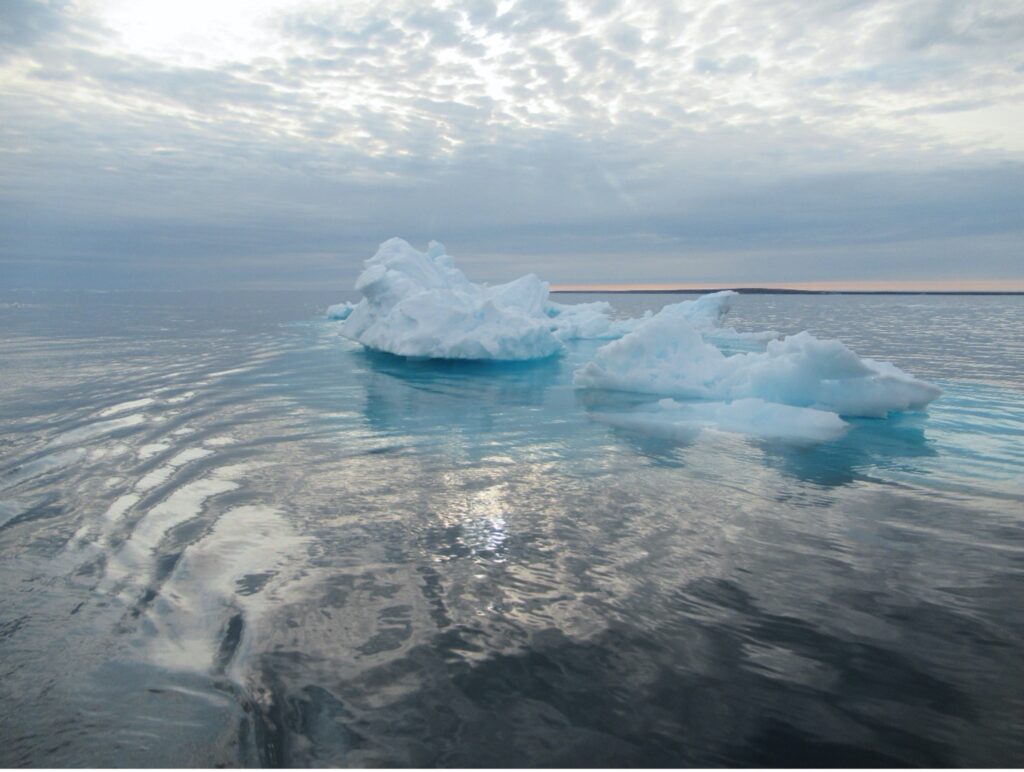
left=0, top=290, right=1022, bottom=767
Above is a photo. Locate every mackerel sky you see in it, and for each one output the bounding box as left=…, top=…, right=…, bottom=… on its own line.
left=2, top=0, right=1023, bottom=289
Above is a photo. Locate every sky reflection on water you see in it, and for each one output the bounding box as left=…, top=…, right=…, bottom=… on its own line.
left=0, top=290, right=1021, bottom=766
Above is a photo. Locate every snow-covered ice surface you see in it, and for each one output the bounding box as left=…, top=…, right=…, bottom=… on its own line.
left=1, top=289, right=1022, bottom=767
left=575, top=312, right=939, bottom=418
left=332, top=238, right=640, bottom=359
left=574, top=290, right=941, bottom=435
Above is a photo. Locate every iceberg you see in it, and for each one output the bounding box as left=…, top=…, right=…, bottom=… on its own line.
left=335, top=239, right=559, bottom=360
left=331, top=239, right=633, bottom=360
left=330, top=239, right=941, bottom=424
left=574, top=298, right=942, bottom=418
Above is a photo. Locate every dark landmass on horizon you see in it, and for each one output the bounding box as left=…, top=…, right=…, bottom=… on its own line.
left=552, top=288, right=1024, bottom=296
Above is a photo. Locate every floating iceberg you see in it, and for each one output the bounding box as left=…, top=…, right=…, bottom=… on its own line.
left=331, top=239, right=632, bottom=360
left=597, top=397, right=850, bottom=443
left=574, top=298, right=941, bottom=418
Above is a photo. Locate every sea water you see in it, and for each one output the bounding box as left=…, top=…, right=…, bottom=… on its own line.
left=0, top=290, right=1021, bottom=766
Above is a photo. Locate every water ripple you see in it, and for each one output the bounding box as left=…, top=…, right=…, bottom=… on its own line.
left=0, top=290, right=1021, bottom=766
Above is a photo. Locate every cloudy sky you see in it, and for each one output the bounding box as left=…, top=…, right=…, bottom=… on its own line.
left=2, top=0, right=1022, bottom=289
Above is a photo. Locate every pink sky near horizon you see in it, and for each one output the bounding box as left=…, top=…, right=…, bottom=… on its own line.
left=550, top=279, right=1024, bottom=292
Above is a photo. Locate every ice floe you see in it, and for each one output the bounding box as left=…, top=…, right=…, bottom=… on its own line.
left=574, top=297, right=942, bottom=419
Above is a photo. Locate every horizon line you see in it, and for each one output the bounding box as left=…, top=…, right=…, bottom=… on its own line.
left=549, top=279, right=1024, bottom=293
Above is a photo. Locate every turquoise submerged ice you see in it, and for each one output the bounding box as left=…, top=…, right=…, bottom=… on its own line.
left=334, top=238, right=638, bottom=360
left=595, top=397, right=850, bottom=444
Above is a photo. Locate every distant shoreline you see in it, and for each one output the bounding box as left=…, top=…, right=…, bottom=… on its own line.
left=4, top=287, right=1022, bottom=297
left=551, top=288, right=1024, bottom=296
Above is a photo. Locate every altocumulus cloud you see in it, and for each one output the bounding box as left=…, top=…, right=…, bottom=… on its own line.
left=0, top=0, right=1022, bottom=289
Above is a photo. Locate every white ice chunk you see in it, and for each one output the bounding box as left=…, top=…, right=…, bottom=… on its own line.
left=336, top=238, right=560, bottom=360
left=334, top=238, right=633, bottom=360
left=597, top=398, right=848, bottom=444
left=574, top=294, right=941, bottom=418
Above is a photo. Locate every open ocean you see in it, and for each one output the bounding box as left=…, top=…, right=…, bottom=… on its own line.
left=1, top=289, right=1022, bottom=767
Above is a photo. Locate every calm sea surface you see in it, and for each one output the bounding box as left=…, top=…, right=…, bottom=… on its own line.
left=1, top=290, right=1022, bottom=767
